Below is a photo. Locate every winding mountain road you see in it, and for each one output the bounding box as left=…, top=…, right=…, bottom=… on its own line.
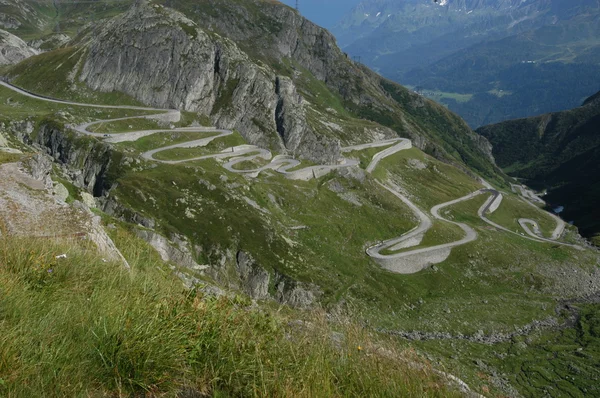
left=0, top=80, right=579, bottom=273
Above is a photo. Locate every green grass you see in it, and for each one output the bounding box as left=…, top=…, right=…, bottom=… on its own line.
left=88, top=111, right=211, bottom=134
left=381, top=220, right=465, bottom=255
left=88, top=117, right=170, bottom=134
left=345, top=143, right=396, bottom=169
left=0, top=233, right=458, bottom=397
left=487, top=194, right=558, bottom=238
left=0, top=151, right=24, bottom=165
left=412, top=303, right=600, bottom=397
left=230, top=157, right=270, bottom=171
left=373, top=148, right=483, bottom=209
left=152, top=132, right=246, bottom=161
left=0, top=85, right=155, bottom=122
left=115, top=131, right=219, bottom=154
left=109, top=140, right=597, bottom=341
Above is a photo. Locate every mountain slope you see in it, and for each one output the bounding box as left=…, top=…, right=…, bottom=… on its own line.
left=5, top=0, right=502, bottom=181
left=477, top=91, right=600, bottom=239
left=334, top=0, right=598, bottom=73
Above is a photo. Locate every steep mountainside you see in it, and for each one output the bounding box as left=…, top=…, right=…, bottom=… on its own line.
left=5, top=0, right=501, bottom=180
left=333, top=0, right=600, bottom=127
left=477, top=91, right=600, bottom=240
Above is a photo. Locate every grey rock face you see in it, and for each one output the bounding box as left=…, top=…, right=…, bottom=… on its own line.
left=275, top=272, right=322, bottom=309
left=101, top=196, right=156, bottom=229
left=0, top=29, right=37, bottom=65
left=24, top=153, right=53, bottom=189
left=0, top=119, right=34, bottom=144
left=0, top=14, right=20, bottom=30
left=274, top=75, right=340, bottom=162
left=76, top=4, right=339, bottom=163
left=136, top=229, right=206, bottom=271
left=52, top=182, right=69, bottom=202
left=35, top=124, right=114, bottom=196
left=0, top=0, right=46, bottom=31
left=236, top=250, right=270, bottom=300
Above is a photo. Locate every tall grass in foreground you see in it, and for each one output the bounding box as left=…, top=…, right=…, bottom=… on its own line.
left=0, top=235, right=458, bottom=397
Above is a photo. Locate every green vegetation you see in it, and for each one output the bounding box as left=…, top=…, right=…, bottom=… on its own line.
left=230, top=157, right=270, bottom=171
left=345, top=143, right=396, bottom=169
left=373, top=148, right=482, bottom=209
left=212, top=78, right=240, bottom=115
left=0, top=85, right=155, bottom=122
left=381, top=220, right=465, bottom=255
left=88, top=117, right=171, bottom=134
left=1, top=4, right=598, bottom=394
left=378, top=80, right=505, bottom=187
left=0, top=151, right=24, bottom=165
left=414, top=303, right=600, bottom=397
left=487, top=195, right=558, bottom=238
left=3, top=0, right=134, bottom=41
left=152, top=131, right=246, bottom=161
left=115, top=131, right=219, bottom=154
left=0, top=233, right=457, bottom=397
left=8, top=47, right=146, bottom=107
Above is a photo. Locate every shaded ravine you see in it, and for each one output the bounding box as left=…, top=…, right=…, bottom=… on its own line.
left=0, top=81, right=577, bottom=275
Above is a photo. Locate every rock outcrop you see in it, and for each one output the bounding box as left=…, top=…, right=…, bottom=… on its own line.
left=76, top=3, right=340, bottom=163
left=136, top=229, right=207, bottom=272
left=34, top=123, right=116, bottom=196
left=0, top=28, right=37, bottom=65
left=236, top=250, right=270, bottom=300
left=28, top=33, right=71, bottom=51
left=275, top=272, right=322, bottom=310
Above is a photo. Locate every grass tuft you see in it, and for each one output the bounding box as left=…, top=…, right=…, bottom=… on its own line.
left=0, top=234, right=457, bottom=397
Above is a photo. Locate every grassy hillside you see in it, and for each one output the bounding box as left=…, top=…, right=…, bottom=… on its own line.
left=0, top=232, right=458, bottom=397
left=477, top=91, right=600, bottom=239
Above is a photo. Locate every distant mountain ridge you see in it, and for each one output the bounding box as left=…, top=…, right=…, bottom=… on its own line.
left=333, top=0, right=600, bottom=127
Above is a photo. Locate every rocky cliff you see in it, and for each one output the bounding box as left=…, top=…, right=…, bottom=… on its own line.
left=73, top=3, right=341, bottom=163
left=0, top=28, right=37, bottom=65
left=31, top=121, right=118, bottom=197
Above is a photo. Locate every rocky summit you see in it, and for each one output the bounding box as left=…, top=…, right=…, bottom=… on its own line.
left=0, top=0, right=599, bottom=397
